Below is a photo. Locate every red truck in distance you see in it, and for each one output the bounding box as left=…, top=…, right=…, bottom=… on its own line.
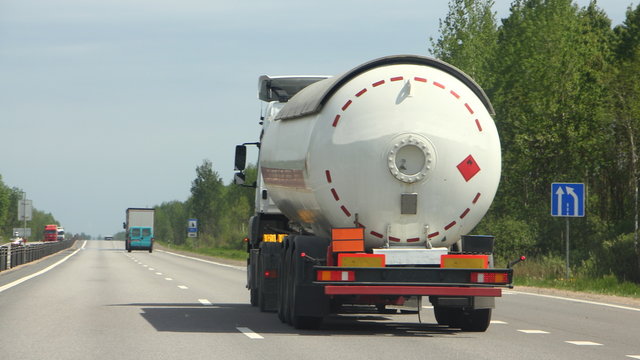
left=43, top=224, right=59, bottom=242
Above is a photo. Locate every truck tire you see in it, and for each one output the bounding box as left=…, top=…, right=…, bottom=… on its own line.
left=434, top=307, right=455, bottom=326
left=435, top=307, right=491, bottom=332
left=458, top=309, right=492, bottom=332
left=277, top=237, right=293, bottom=324
left=250, top=288, right=258, bottom=307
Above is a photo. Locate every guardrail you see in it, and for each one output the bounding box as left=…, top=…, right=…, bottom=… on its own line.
left=0, top=240, right=76, bottom=272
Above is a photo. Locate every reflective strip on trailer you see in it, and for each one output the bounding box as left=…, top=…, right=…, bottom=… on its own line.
left=324, top=286, right=502, bottom=297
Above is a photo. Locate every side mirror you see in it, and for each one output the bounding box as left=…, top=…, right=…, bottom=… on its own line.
left=235, top=145, right=247, bottom=171
left=234, top=172, right=246, bottom=185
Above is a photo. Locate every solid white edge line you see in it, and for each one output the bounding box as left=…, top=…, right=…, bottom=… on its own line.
left=511, top=290, right=640, bottom=312
left=237, top=327, right=264, bottom=339
left=0, top=240, right=87, bottom=293
left=626, top=355, right=640, bottom=359
left=157, top=250, right=245, bottom=270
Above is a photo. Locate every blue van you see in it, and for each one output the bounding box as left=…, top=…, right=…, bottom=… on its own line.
left=126, top=226, right=153, bottom=253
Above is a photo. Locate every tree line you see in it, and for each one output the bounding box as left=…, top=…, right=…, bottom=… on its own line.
left=0, top=174, right=60, bottom=242
left=431, top=0, right=640, bottom=282
left=151, top=160, right=257, bottom=250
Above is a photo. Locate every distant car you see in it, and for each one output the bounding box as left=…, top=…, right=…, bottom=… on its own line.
left=11, top=233, right=25, bottom=246
left=104, top=236, right=113, bottom=240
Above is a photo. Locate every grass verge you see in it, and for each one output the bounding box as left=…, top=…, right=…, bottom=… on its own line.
left=509, top=255, right=640, bottom=299
left=157, top=241, right=246, bottom=261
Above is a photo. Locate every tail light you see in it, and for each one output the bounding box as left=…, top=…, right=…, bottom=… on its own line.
left=316, top=270, right=355, bottom=282
left=470, top=272, right=510, bottom=285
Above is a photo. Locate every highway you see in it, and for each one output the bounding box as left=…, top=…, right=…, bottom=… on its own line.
left=1, top=240, right=639, bottom=360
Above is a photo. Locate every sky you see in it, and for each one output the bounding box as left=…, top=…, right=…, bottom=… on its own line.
left=0, top=0, right=635, bottom=237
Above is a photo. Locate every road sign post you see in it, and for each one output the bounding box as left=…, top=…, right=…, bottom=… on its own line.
left=551, top=183, right=585, bottom=279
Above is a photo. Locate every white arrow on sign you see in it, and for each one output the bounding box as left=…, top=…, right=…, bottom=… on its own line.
left=555, top=186, right=564, bottom=216
left=566, top=186, right=579, bottom=216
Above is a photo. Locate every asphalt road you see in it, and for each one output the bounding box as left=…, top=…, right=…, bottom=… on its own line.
left=1, top=240, right=639, bottom=360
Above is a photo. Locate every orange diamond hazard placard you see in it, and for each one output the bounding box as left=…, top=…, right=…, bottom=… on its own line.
left=457, top=155, right=480, bottom=182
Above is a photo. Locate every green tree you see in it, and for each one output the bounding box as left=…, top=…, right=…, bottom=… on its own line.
left=612, top=4, right=640, bottom=277
left=429, top=0, right=498, bottom=89
left=189, top=159, right=225, bottom=246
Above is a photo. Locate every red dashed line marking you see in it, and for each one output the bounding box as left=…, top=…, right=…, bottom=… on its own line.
left=331, top=188, right=340, bottom=201
left=342, top=100, right=352, bottom=111
left=407, top=238, right=420, bottom=243
left=414, top=77, right=427, bottom=82
left=460, top=208, right=470, bottom=219
left=371, top=231, right=383, bottom=238
left=444, top=221, right=457, bottom=230
left=332, top=115, right=341, bottom=127
left=475, top=119, right=483, bottom=132
left=325, top=170, right=332, bottom=183
left=341, top=206, right=351, bottom=217
left=433, top=81, right=445, bottom=89
left=472, top=193, right=481, bottom=204
left=465, top=103, right=474, bottom=114
left=355, top=88, right=367, bottom=97
left=389, top=236, right=401, bottom=242
left=390, top=76, right=404, bottom=82
left=372, top=80, right=385, bottom=87
left=450, top=90, right=460, bottom=99
left=428, top=232, right=440, bottom=239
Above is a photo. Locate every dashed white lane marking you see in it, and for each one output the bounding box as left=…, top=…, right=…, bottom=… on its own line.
left=565, top=341, right=603, bottom=346
left=237, top=327, right=264, bottom=339
left=165, top=277, right=173, bottom=281
left=518, top=330, right=550, bottom=334
left=626, top=355, right=640, bottom=359
left=0, top=240, right=87, bottom=293
left=148, top=268, right=155, bottom=271
left=178, top=285, right=188, bottom=290
left=199, top=299, right=212, bottom=306
left=157, top=250, right=245, bottom=271
left=142, top=265, right=148, bottom=267
left=155, top=272, right=163, bottom=275
left=491, top=320, right=508, bottom=324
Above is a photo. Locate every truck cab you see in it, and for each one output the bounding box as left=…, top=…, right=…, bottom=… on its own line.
left=43, top=225, right=58, bottom=242
left=57, top=227, right=65, bottom=241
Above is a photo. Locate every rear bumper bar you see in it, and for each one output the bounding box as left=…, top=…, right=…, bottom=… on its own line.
left=324, top=285, right=502, bottom=297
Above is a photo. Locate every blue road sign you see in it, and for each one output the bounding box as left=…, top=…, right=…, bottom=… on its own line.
left=187, top=219, right=198, bottom=233
left=551, top=183, right=585, bottom=217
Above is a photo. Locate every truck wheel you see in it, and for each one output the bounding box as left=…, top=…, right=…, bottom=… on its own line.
left=277, top=237, right=293, bottom=324
left=258, top=286, right=267, bottom=312
left=250, top=288, right=258, bottom=307
left=434, top=307, right=455, bottom=326
left=458, top=309, right=492, bottom=332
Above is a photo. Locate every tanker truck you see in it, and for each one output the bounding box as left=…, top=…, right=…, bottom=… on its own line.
left=234, top=55, right=515, bottom=331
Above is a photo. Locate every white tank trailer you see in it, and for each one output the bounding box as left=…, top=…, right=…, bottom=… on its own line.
left=234, top=55, right=517, bottom=332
